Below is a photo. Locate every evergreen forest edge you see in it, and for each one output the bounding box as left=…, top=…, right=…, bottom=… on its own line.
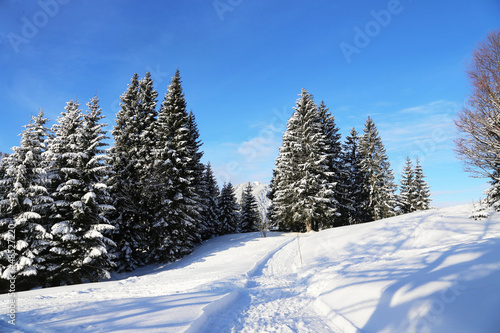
left=0, top=70, right=432, bottom=293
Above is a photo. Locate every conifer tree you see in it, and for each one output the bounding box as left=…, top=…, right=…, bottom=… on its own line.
left=398, top=157, right=417, bottom=214
left=317, top=101, right=343, bottom=227
left=0, top=153, right=10, bottom=201
left=271, top=89, right=336, bottom=232
left=414, top=159, right=431, bottom=210
left=109, top=73, right=157, bottom=271
left=149, top=70, right=201, bottom=262
left=239, top=182, right=260, bottom=233
left=0, top=151, right=12, bottom=292
left=266, top=169, right=279, bottom=230
left=358, top=117, right=397, bottom=221
left=201, top=162, right=220, bottom=239
left=136, top=71, right=159, bottom=191
left=485, top=176, right=500, bottom=210
left=0, top=110, right=52, bottom=291
left=340, top=128, right=367, bottom=224
left=135, top=71, right=160, bottom=249
left=44, top=100, right=114, bottom=286
left=217, top=182, right=239, bottom=235
left=79, top=97, right=116, bottom=273
left=186, top=111, right=207, bottom=239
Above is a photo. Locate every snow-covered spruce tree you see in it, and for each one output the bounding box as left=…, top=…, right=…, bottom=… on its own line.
left=414, top=159, right=431, bottom=210
left=79, top=96, right=116, bottom=268
left=340, top=127, right=367, bottom=224
left=269, top=143, right=299, bottom=231
left=136, top=71, right=159, bottom=190
left=266, top=169, right=279, bottom=230
left=485, top=172, right=500, bottom=210
left=44, top=99, right=114, bottom=286
left=0, top=153, right=10, bottom=201
left=239, top=182, right=260, bottom=233
left=201, top=162, right=220, bottom=239
left=0, top=110, right=53, bottom=291
left=398, top=157, right=417, bottom=214
left=134, top=71, right=160, bottom=259
left=317, top=101, right=344, bottom=227
left=217, top=182, right=239, bottom=235
left=358, top=116, right=397, bottom=222
left=0, top=152, right=11, bottom=286
left=108, top=73, right=158, bottom=271
left=470, top=199, right=489, bottom=220
left=148, top=70, right=201, bottom=262
left=186, top=111, right=208, bottom=240
left=0, top=153, right=15, bottom=292
left=271, top=89, right=337, bottom=232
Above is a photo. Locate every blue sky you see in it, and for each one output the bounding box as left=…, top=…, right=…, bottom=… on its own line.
left=0, top=0, right=499, bottom=207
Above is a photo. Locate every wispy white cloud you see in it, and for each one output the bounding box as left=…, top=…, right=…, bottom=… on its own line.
left=212, top=133, right=281, bottom=186
left=398, top=100, right=460, bottom=115
left=431, top=183, right=489, bottom=208
left=373, top=99, right=486, bottom=207
left=378, top=100, right=461, bottom=163
left=208, top=106, right=289, bottom=186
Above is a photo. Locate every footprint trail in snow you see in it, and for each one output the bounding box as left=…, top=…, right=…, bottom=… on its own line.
left=203, top=236, right=333, bottom=333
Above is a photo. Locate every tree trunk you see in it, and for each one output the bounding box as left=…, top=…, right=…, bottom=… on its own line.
left=306, top=219, right=312, bottom=232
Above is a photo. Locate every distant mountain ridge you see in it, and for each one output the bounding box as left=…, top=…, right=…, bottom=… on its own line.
left=233, top=181, right=271, bottom=222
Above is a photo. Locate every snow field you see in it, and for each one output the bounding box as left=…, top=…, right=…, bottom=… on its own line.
left=297, top=205, right=500, bottom=332
left=2, top=204, right=500, bottom=332
left=0, top=233, right=294, bottom=332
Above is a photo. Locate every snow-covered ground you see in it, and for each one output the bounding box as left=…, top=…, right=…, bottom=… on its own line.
left=2, top=204, right=500, bottom=332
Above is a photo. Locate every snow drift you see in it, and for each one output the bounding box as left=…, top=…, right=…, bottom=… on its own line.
left=2, top=204, right=500, bottom=332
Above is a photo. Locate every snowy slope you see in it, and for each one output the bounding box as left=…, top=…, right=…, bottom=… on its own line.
left=233, top=181, right=271, bottom=222
left=2, top=204, right=500, bottom=332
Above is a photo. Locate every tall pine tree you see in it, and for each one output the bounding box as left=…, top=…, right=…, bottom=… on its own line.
left=109, top=73, right=158, bottom=271
left=317, top=101, right=343, bottom=227
left=186, top=111, right=208, bottom=240
left=201, top=162, right=220, bottom=239
left=44, top=99, right=114, bottom=286
left=414, top=159, right=431, bottom=210
left=271, top=89, right=336, bottom=232
left=358, top=117, right=397, bottom=222
left=78, top=97, right=116, bottom=277
left=149, top=70, right=201, bottom=262
left=0, top=153, right=10, bottom=201
left=0, top=110, right=52, bottom=291
left=266, top=169, right=279, bottom=230
left=340, top=127, right=367, bottom=224
left=239, top=182, right=260, bottom=233
left=398, top=157, right=417, bottom=214
left=217, top=182, right=239, bottom=235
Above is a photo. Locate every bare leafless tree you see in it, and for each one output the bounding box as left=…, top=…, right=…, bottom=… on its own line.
left=455, top=30, right=500, bottom=200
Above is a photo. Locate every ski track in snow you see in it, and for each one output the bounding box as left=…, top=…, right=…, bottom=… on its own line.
left=200, top=236, right=332, bottom=333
